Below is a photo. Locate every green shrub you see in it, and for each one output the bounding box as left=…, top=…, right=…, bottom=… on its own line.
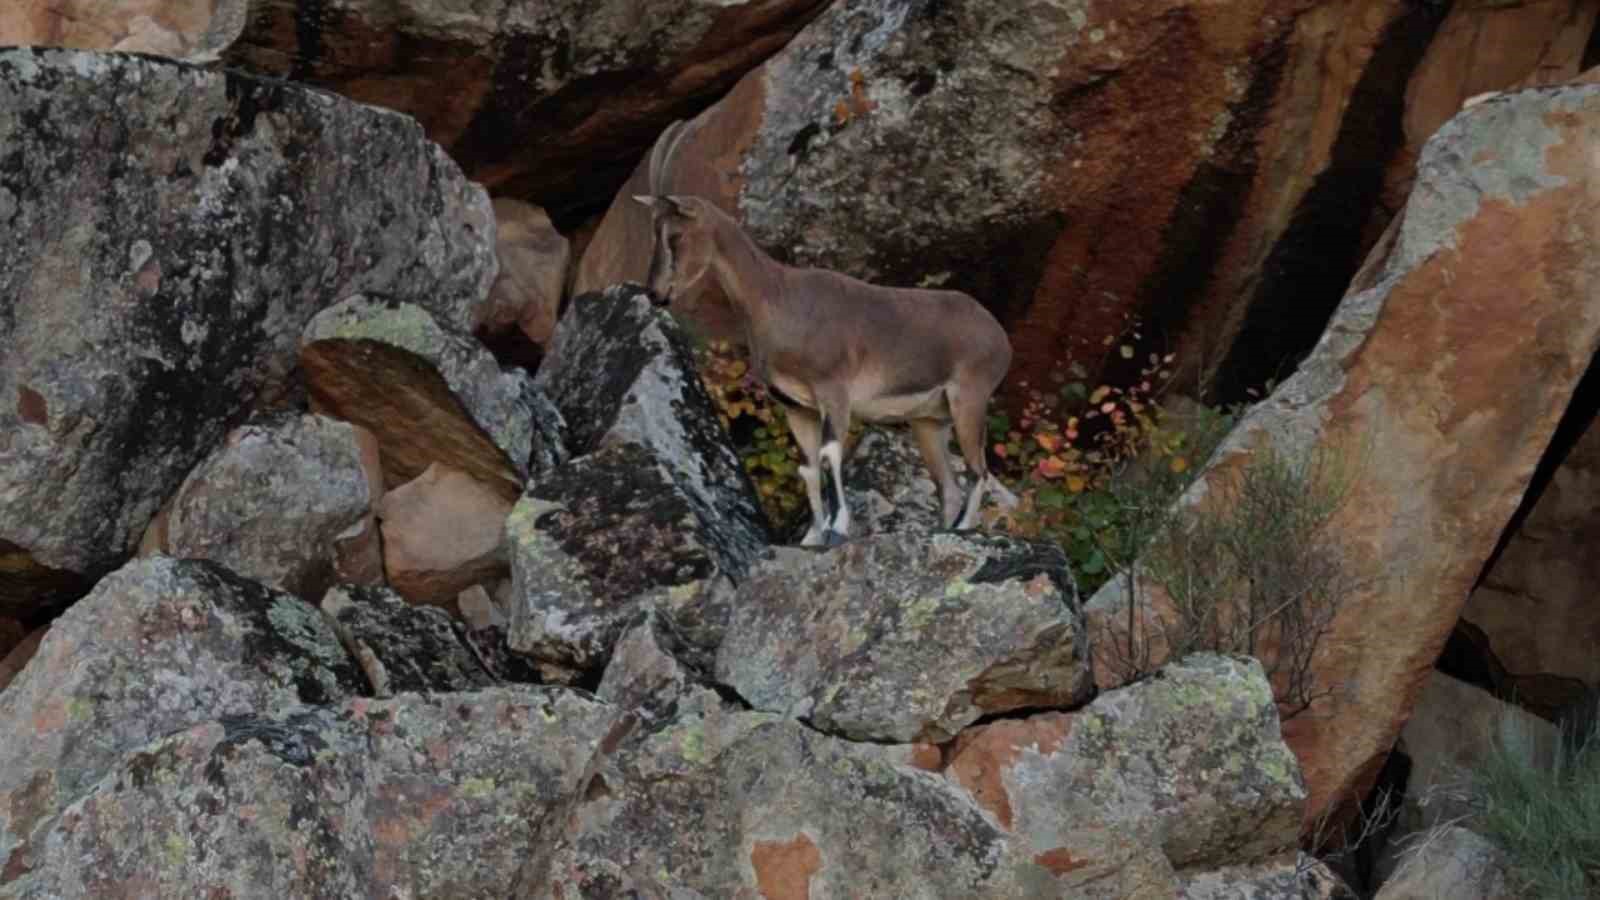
left=1468, top=717, right=1600, bottom=899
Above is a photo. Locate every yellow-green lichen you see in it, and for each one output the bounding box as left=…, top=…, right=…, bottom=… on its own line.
left=162, top=831, right=190, bottom=868
left=460, top=777, right=497, bottom=799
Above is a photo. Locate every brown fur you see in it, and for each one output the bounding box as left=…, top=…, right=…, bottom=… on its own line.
left=635, top=193, right=1015, bottom=543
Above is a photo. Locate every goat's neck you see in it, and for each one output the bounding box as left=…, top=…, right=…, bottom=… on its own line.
left=706, top=217, right=785, bottom=332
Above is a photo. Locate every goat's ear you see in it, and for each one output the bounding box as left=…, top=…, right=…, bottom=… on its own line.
left=631, top=194, right=656, bottom=209
left=662, top=195, right=701, bottom=219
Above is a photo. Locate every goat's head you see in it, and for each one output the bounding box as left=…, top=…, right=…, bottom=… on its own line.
left=633, top=194, right=714, bottom=307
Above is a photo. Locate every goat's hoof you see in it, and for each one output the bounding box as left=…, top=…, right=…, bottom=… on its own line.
left=822, top=529, right=849, bottom=548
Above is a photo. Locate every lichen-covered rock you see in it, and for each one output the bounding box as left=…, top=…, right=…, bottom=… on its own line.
left=0, top=557, right=362, bottom=879
left=1089, top=82, right=1600, bottom=830
left=527, top=692, right=1058, bottom=898
left=0, top=48, right=495, bottom=614
left=716, top=532, right=1088, bottom=742
left=376, top=462, right=513, bottom=606
left=535, top=285, right=768, bottom=574
left=5, top=688, right=620, bottom=899
left=507, top=443, right=727, bottom=682
left=941, top=655, right=1306, bottom=896
left=596, top=611, right=695, bottom=721
left=320, top=584, right=494, bottom=696
left=302, top=295, right=561, bottom=488
left=223, top=0, right=829, bottom=220
left=162, top=413, right=374, bottom=599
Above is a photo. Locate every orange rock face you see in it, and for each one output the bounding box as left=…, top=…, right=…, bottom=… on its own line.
left=1094, top=82, right=1600, bottom=831
left=577, top=0, right=1450, bottom=399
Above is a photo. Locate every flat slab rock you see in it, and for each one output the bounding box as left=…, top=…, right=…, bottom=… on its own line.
left=0, top=557, right=362, bottom=879
left=302, top=294, right=568, bottom=490
left=717, top=531, right=1091, bottom=742
left=4, top=688, right=620, bottom=899
left=0, top=49, right=494, bottom=604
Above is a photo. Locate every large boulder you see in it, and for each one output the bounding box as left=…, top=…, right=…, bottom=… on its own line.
left=575, top=0, right=1443, bottom=394
left=0, top=49, right=495, bottom=616
left=222, top=0, right=830, bottom=222
left=4, top=688, right=620, bottom=898
left=509, top=285, right=770, bottom=678
left=0, top=557, right=363, bottom=879
left=1088, top=82, right=1600, bottom=829
left=160, top=413, right=377, bottom=599
left=532, top=654, right=1308, bottom=898
left=940, top=655, right=1305, bottom=895
left=717, top=532, right=1090, bottom=742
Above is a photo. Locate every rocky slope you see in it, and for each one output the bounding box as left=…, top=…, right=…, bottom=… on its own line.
left=5, top=5, right=1600, bottom=895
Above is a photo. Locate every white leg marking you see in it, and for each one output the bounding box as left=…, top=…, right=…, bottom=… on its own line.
left=819, top=440, right=850, bottom=538
left=798, top=463, right=825, bottom=546
left=957, top=476, right=987, bottom=530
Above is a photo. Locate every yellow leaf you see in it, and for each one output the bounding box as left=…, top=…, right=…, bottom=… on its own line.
left=1170, top=457, right=1189, bottom=474
left=1066, top=475, right=1087, bottom=493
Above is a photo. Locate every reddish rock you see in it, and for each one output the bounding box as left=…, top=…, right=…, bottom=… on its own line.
left=1386, top=0, right=1600, bottom=213
left=1090, top=82, right=1600, bottom=831
left=378, top=463, right=513, bottom=606
left=576, top=0, right=1440, bottom=398
left=484, top=198, right=571, bottom=346
left=0, top=0, right=244, bottom=59
left=222, top=0, right=829, bottom=223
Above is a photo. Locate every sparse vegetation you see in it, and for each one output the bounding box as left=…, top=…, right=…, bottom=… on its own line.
left=1466, top=716, right=1600, bottom=899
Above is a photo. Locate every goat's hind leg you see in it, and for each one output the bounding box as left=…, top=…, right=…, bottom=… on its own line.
left=948, top=378, right=1016, bottom=530
left=911, top=418, right=962, bottom=528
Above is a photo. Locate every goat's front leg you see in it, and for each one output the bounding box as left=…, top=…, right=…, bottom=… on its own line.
left=813, top=388, right=853, bottom=546
left=781, top=404, right=828, bottom=546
